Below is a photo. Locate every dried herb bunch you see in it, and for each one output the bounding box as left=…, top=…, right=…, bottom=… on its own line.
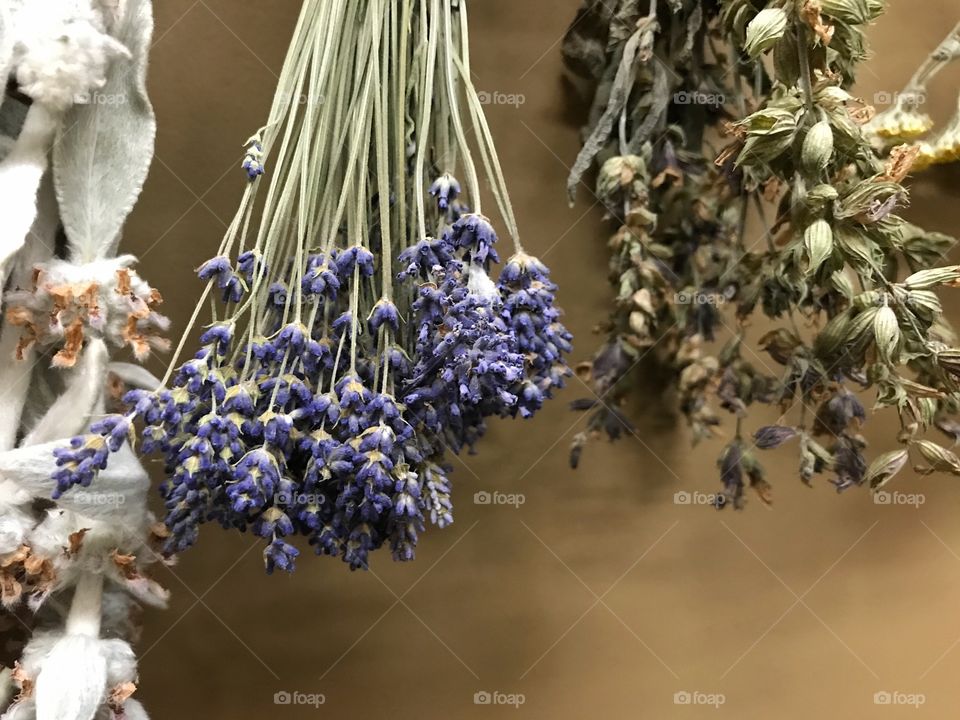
left=53, top=0, right=572, bottom=572
left=565, top=0, right=960, bottom=508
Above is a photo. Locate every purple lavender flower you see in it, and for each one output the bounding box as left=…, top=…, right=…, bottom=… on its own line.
left=264, top=539, right=299, bottom=574
left=336, top=245, right=376, bottom=278
left=368, top=298, right=400, bottom=333
left=449, top=214, right=500, bottom=267
left=55, top=184, right=571, bottom=575
left=198, top=256, right=244, bottom=302
left=303, top=253, right=342, bottom=298
left=242, top=140, right=265, bottom=180
left=429, top=174, right=461, bottom=212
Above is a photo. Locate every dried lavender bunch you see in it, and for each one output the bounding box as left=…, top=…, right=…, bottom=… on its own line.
left=565, top=0, right=960, bottom=508
left=0, top=1, right=164, bottom=719
left=54, top=0, right=571, bottom=573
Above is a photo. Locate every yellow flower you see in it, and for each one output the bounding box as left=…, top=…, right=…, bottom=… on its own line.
left=913, top=98, right=960, bottom=168
left=865, top=92, right=933, bottom=142
left=911, top=140, right=937, bottom=171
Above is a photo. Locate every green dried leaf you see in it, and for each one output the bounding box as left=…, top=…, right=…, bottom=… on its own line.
left=903, top=266, right=960, bottom=290
left=819, top=0, right=873, bottom=24
left=744, top=8, right=788, bottom=58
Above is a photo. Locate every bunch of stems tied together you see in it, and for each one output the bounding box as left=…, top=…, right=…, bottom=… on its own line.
left=53, top=0, right=572, bottom=572
left=564, top=0, right=960, bottom=507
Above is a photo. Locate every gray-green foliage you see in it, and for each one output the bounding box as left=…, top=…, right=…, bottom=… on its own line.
left=564, top=0, right=960, bottom=507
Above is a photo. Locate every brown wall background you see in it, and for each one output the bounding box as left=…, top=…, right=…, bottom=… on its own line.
left=127, top=2, right=960, bottom=718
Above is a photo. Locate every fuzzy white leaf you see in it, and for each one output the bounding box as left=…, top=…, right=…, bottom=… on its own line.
left=0, top=440, right=148, bottom=521
left=0, top=440, right=61, bottom=495
left=0, top=500, right=33, bottom=554
left=0, top=171, right=59, bottom=451
left=466, top=265, right=498, bottom=299
left=0, top=103, right=59, bottom=282
left=95, top=0, right=129, bottom=33
left=0, top=666, right=14, bottom=711
left=101, top=637, right=137, bottom=685
left=0, top=322, right=36, bottom=450
left=1, top=698, right=36, bottom=720
left=108, top=362, right=163, bottom=391
left=22, top=339, right=109, bottom=447
left=54, top=0, right=155, bottom=263
left=34, top=635, right=107, bottom=720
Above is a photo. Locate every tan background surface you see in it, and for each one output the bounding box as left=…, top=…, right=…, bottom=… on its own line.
left=126, top=1, right=960, bottom=718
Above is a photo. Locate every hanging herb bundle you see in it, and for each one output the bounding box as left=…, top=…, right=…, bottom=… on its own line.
left=563, top=0, right=752, bottom=463
left=564, top=0, right=960, bottom=508
left=52, top=0, right=572, bottom=572
left=0, top=1, right=164, bottom=718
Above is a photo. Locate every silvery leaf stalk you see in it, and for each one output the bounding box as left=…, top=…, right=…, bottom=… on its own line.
left=56, top=0, right=572, bottom=574
left=0, top=1, right=164, bottom=719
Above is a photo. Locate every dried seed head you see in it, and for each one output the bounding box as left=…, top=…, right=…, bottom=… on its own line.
left=872, top=304, right=900, bottom=364
left=866, top=449, right=909, bottom=490
left=801, top=120, right=835, bottom=173
left=804, top=219, right=834, bottom=275
left=913, top=440, right=960, bottom=475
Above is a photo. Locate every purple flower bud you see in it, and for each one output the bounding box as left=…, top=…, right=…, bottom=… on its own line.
left=368, top=298, right=400, bottom=333
left=753, top=425, right=799, bottom=450
left=429, top=173, right=461, bottom=212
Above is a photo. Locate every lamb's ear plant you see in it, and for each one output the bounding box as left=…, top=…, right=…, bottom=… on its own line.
left=54, top=0, right=572, bottom=574
left=0, top=1, right=164, bottom=719
left=564, top=0, right=960, bottom=507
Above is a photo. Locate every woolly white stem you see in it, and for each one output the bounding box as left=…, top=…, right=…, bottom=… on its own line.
left=0, top=103, right=60, bottom=283
left=65, top=572, right=103, bottom=638
left=0, top=667, right=15, bottom=709
left=0, top=323, right=34, bottom=452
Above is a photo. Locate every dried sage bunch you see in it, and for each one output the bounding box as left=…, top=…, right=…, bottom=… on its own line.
left=565, top=0, right=960, bottom=508
left=55, top=0, right=572, bottom=573
left=563, top=0, right=751, bottom=464
left=0, top=1, right=164, bottom=719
